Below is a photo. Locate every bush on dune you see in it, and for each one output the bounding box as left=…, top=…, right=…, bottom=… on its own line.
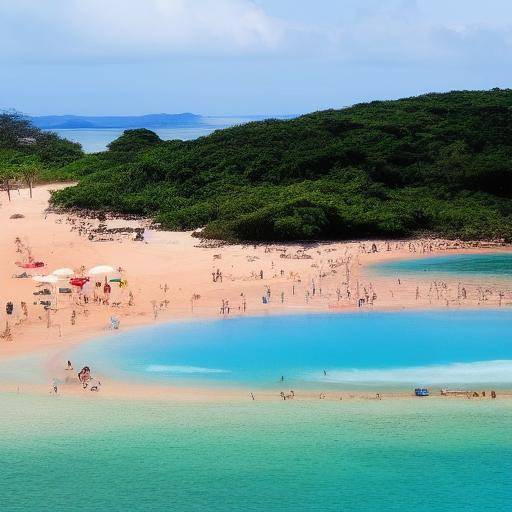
left=42, top=89, right=512, bottom=241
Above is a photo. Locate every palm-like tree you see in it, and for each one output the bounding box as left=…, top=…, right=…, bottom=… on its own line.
left=18, top=162, right=40, bottom=198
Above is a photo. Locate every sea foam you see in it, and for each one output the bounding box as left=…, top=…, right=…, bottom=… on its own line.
left=146, top=364, right=228, bottom=374
left=307, top=360, right=512, bottom=384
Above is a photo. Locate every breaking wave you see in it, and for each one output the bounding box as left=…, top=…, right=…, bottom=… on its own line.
left=306, top=360, right=512, bottom=384
left=146, top=365, right=228, bottom=375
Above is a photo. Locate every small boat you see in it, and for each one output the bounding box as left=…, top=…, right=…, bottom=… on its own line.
left=414, top=388, right=430, bottom=397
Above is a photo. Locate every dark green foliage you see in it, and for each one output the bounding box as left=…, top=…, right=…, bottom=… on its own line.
left=107, top=129, right=162, bottom=155
left=0, top=111, right=84, bottom=178
left=51, top=89, right=512, bottom=241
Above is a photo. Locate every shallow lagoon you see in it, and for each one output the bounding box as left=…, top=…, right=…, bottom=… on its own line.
left=69, top=310, right=512, bottom=389
left=370, top=252, right=512, bottom=279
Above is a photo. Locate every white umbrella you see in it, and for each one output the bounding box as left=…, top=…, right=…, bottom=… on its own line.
left=52, top=267, right=75, bottom=277
left=89, top=265, right=115, bottom=275
left=33, top=275, right=59, bottom=284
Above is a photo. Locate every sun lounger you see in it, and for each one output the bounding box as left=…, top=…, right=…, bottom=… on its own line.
left=12, top=272, right=31, bottom=278
left=109, top=316, right=120, bottom=330
left=33, top=289, right=51, bottom=295
left=441, top=389, right=471, bottom=396
left=20, top=261, right=45, bottom=269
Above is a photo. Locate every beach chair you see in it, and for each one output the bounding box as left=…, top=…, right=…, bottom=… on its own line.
left=109, top=316, right=120, bottom=330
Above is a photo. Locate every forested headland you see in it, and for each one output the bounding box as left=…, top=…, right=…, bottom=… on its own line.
left=3, top=90, right=512, bottom=242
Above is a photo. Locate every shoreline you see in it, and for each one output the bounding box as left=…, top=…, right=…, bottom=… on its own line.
left=1, top=184, right=512, bottom=401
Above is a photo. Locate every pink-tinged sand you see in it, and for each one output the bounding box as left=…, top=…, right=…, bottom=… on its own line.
left=1, top=184, right=511, bottom=400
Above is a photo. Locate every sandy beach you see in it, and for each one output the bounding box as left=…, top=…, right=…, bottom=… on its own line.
left=1, top=184, right=511, bottom=399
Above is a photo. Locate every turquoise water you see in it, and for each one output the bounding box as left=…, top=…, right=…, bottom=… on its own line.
left=370, top=253, right=512, bottom=278
left=0, top=394, right=510, bottom=511
left=68, top=310, right=512, bottom=389
left=5, top=269, right=512, bottom=509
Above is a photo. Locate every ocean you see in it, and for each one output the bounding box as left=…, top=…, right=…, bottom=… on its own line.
left=47, top=116, right=272, bottom=153
left=0, top=393, right=510, bottom=511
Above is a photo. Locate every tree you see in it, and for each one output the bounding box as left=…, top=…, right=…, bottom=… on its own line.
left=18, top=161, right=40, bottom=198
left=0, top=110, right=38, bottom=149
left=107, top=128, right=161, bottom=154
left=0, top=165, right=19, bottom=202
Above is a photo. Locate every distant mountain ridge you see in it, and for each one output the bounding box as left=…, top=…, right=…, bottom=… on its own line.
left=29, top=113, right=203, bottom=130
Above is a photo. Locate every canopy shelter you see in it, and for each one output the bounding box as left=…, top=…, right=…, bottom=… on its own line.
left=89, top=265, right=115, bottom=275
left=52, top=267, right=74, bottom=278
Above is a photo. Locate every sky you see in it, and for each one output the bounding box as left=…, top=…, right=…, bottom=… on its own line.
left=1, top=0, right=511, bottom=116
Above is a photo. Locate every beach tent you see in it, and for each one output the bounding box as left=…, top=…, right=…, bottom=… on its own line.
left=89, top=265, right=115, bottom=275
left=52, top=267, right=74, bottom=278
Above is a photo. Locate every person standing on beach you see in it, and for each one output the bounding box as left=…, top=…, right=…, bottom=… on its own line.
left=103, top=279, right=111, bottom=305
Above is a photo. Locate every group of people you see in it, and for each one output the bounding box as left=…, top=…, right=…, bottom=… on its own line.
left=52, top=361, right=101, bottom=394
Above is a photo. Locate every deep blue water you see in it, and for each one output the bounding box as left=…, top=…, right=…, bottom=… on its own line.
left=370, top=253, right=512, bottom=278
left=69, top=310, right=512, bottom=389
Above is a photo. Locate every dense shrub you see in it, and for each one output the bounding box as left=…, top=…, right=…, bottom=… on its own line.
left=50, top=89, right=512, bottom=241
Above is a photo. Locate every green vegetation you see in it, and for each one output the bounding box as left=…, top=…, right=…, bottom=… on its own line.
left=6, top=90, right=512, bottom=241
left=0, top=111, right=84, bottom=193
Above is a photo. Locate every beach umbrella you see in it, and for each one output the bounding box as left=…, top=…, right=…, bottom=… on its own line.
left=52, top=267, right=75, bottom=277
left=32, top=275, right=59, bottom=284
left=89, top=265, right=115, bottom=275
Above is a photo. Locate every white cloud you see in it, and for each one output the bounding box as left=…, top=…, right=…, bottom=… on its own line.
left=1, top=0, right=511, bottom=65
left=0, top=0, right=285, bottom=62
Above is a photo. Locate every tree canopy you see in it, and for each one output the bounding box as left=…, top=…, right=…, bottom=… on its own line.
left=42, top=89, right=512, bottom=241
left=0, top=112, right=83, bottom=178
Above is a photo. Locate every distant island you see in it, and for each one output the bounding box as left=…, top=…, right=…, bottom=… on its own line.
left=2, top=89, right=512, bottom=242
left=29, top=112, right=203, bottom=130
